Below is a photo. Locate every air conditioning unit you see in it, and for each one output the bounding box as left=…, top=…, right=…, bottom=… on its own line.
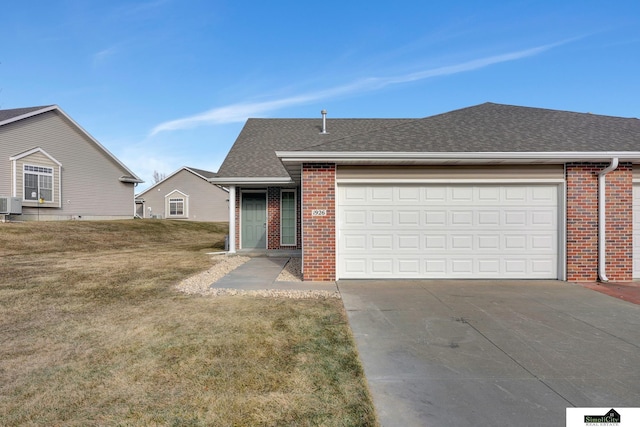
left=0, top=197, right=22, bottom=215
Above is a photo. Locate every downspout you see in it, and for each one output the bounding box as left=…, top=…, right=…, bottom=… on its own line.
left=598, top=158, right=619, bottom=282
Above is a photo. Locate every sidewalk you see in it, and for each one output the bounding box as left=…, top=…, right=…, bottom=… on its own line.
left=211, top=257, right=338, bottom=292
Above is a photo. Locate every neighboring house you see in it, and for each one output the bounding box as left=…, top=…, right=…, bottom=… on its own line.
left=135, top=167, right=229, bottom=222
left=210, top=103, right=640, bottom=283
left=0, top=105, right=143, bottom=221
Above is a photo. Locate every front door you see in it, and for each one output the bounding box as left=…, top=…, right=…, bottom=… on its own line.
left=241, top=193, right=267, bottom=249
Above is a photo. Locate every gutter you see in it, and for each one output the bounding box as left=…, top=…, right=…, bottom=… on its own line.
left=597, top=158, right=619, bottom=282
left=275, top=151, right=640, bottom=163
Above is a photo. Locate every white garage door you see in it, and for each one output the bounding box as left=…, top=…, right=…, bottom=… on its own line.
left=633, top=184, right=640, bottom=278
left=338, top=184, right=559, bottom=279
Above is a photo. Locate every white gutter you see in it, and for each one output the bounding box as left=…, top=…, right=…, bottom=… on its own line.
left=208, top=177, right=294, bottom=186
left=275, top=151, right=640, bottom=163
left=597, top=158, right=619, bottom=282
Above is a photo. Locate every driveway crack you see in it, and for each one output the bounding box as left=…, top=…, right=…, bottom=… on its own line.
left=462, top=317, right=576, bottom=407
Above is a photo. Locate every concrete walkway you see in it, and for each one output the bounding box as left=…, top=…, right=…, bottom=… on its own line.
left=211, top=257, right=338, bottom=292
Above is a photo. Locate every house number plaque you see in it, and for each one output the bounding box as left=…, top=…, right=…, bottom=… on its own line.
left=311, top=209, right=327, bottom=216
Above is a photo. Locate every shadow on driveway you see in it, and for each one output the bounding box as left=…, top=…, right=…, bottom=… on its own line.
left=339, top=280, right=640, bottom=427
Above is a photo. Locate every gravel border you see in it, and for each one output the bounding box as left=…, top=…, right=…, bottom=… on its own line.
left=276, top=257, right=302, bottom=282
left=175, top=255, right=339, bottom=299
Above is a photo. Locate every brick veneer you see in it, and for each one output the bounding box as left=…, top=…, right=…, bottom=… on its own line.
left=301, top=163, right=336, bottom=281
left=232, top=162, right=634, bottom=282
left=566, top=162, right=633, bottom=282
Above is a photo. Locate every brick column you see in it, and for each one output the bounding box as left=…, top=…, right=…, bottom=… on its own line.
left=302, top=163, right=336, bottom=281
left=267, top=187, right=280, bottom=249
left=566, top=162, right=633, bottom=282
left=603, top=163, right=633, bottom=281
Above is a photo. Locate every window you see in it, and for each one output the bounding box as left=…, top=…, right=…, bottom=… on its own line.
left=169, top=198, right=184, bottom=216
left=281, top=190, right=296, bottom=246
left=24, top=165, right=53, bottom=202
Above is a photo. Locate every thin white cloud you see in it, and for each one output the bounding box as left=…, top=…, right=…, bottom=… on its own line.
left=92, top=46, right=118, bottom=66
left=150, top=40, right=569, bottom=136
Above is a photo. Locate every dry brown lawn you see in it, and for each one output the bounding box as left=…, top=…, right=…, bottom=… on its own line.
left=0, top=220, right=377, bottom=426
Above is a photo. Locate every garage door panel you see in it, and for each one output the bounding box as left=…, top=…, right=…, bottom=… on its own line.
left=343, top=209, right=366, bottom=226
left=338, top=184, right=558, bottom=279
left=343, top=234, right=366, bottom=250
left=398, top=235, right=420, bottom=250
left=398, top=210, right=420, bottom=225
left=425, top=211, right=447, bottom=226
left=371, top=210, right=393, bottom=226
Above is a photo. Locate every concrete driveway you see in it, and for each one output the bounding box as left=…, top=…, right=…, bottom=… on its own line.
left=338, top=280, right=640, bottom=427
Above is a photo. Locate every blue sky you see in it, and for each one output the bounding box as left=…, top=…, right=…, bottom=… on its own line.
left=2, top=1, right=639, bottom=190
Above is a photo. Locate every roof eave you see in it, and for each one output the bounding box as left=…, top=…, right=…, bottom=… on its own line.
left=276, top=151, right=640, bottom=164
left=275, top=151, right=640, bottom=183
left=2, top=105, right=144, bottom=183
left=0, top=105, right=58, bottom=127
left=208, top=177, right=295, bottom=186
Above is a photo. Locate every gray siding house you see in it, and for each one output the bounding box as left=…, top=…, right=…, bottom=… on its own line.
left=0, top=105, right=143, bottom=220
left=135, top=167, right=229, bottom=222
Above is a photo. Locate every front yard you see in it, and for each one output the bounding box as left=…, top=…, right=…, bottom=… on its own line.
left=0, top=220, right=377, bottom=426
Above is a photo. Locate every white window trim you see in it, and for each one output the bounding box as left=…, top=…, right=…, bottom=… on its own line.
left=280, top=189, right=297, bottom=246
left=10, top=147, right=62, bottom=207
left=23, top=163, right=55, bottom=203
left=165, top=190, right=189, bottom=218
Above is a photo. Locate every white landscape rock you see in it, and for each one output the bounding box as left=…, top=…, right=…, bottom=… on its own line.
left=175, top=255, right=339, bottom=299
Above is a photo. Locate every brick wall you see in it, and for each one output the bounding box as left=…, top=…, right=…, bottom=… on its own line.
left=603, top=163, right=633, bottom=281
left=302, top=163, right=336, bottom=281
left=566, top=162, right=632, bottom=282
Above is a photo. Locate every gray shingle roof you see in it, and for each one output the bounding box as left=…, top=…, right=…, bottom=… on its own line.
left=0, top=106, right=53, bottom=123
left=216, top=118, right=413, bottom=178
left=303, top=103, right=640, bottom=152
left=187, top=167, right=218, bottom=179
left=216, top=103, right=640, bottom=179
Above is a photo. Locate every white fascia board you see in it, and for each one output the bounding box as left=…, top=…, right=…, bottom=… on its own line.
left=52, top=107, right=144, bottom=183
left=208, top=177, right=294, bottom=186
left=276, top=151, right=640, bottom=163
left=10, top=147, right=63, bottom=166
left=136, top=167, right=191, bottom=197
left=165, top=189, right=189, bottom=198
left=5, top=105, right=144, bottom=183
left=0, top=105, right=58, bottom=127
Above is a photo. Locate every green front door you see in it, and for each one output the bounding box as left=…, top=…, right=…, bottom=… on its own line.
left=241, top=193, right=267, bottom=249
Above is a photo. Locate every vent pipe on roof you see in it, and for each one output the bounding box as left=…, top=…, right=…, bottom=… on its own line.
left=320, top=109, right=328, bottom=134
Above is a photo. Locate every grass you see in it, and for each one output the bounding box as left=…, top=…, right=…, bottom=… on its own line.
left=0, top=220, right=377, bottom=426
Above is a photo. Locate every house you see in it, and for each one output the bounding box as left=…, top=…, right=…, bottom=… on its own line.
left=209, top=103, right=640, bottom=283
left=135, top=166, right=229, bottom=222
left=0, top=105, right=143, bottom=220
